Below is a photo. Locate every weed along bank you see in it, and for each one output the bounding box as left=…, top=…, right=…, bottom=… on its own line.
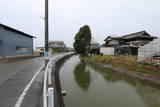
left=0, top=23, right=35, bottom=59
left=85, top=55, right=160, bottom=85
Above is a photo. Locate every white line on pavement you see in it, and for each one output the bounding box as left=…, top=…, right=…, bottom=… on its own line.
left=14, top=65, right=45, bottom=107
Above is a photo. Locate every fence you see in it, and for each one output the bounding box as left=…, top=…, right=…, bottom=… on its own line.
left=43, top=52, right=74, bottom=107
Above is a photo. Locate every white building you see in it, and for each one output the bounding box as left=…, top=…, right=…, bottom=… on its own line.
left=100, top=36, right=118, bottom=55
left=100, top=47, right=115, bottom=55
left=138, top=38, right=160, bottom=62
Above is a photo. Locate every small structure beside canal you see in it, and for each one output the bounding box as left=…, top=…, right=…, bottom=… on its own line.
left=0, top=23, right=35, bottom=59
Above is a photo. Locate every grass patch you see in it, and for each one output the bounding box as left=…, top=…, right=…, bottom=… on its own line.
left=85, top=55, right=160, bottom=76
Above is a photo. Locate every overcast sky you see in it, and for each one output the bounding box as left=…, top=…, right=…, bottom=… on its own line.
left=0, top=0, right=160, bottom=48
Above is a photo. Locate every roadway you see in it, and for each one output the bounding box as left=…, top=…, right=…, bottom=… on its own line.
left=0, top=57, right=44, bottom=107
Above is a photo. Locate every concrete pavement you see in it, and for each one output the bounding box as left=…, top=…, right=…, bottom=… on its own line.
left=0, top=57, right=44, bottom=107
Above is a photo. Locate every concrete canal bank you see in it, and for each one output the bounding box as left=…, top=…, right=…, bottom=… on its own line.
left=53, top=54, right=75, bottom=107
left=43, top=52, right=75, bottom=107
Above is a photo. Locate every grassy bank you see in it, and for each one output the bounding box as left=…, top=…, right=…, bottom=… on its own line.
left=85, top=55, right=160, bottom=76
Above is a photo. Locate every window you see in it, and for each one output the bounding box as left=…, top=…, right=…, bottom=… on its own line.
left=16, top=46, right=28, bottom=52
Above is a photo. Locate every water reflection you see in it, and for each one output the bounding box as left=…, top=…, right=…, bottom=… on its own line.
left=136, top=81, right=160, bottom=107
left=73, top=61, right=91, bottom=91
left=60, top=56, right=160, bottom=107
left=89, top=64, right=137, bottom=85
left=89, top=63, right=160, bottom=107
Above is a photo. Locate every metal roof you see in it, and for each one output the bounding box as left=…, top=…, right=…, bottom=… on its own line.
left=0, top=23, right=35, bottom=38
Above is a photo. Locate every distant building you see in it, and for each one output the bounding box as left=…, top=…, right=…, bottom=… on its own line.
left=49, top=41, right=66, bottom=49
left=0, top=23, right=35, bottom=59
left=35, top=41, right=67, bottom=55
left=49, top=41, right=67, bottom=52
left=34, top=47, right=45, bottom=56
left=90, top=42, right=100, bottom=55
left=35, top=47, right=45, bottom=52
left=102, top=31, right=157, bottom=55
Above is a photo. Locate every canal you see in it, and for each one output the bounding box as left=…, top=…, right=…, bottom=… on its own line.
left=59, top=55, right=160, bottom=107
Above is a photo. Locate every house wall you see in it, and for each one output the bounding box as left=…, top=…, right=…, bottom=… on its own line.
left=100, top=47, right=115, bottom=55
left=108, top=40, right=119, bottom=45
left=0, top=27, right=33, bottom=57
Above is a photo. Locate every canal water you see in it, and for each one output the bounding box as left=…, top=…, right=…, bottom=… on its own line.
left=59, top=55, right=160, bottom=107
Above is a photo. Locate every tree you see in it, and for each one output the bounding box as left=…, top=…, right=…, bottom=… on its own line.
left=73, top=25, right=92, bottom=56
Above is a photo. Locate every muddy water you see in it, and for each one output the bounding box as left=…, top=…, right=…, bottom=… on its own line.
left=59, top=55, right=160, bottom=107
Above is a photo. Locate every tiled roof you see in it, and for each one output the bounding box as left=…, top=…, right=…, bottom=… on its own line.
left=105, top=31, right=157, bottom=41
left=120, top=31, right=156, bottom=39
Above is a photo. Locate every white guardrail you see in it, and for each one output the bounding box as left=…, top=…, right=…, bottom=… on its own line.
left=43, top=52, right=74, bottom=107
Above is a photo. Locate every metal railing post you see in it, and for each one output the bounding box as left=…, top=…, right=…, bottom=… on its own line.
left=48, top=69, right=52, bottom=85
left=43, top=70, right=48, bottom=107
left=48, top=88, right=54, bottom=107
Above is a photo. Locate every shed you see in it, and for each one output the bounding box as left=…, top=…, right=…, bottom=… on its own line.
left=0, top=23, right=35, bottom=58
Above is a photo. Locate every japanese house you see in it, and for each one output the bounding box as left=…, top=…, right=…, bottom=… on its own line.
left=103, top=31, right=157, bottom=55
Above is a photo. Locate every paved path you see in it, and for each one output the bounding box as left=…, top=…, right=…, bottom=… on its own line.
left=0, top=57, right=44, bottom=107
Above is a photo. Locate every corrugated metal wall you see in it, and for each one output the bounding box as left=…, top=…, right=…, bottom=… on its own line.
left=0, top=27, right=5, bottom=56
left=0, top=27, right=33, bottom=56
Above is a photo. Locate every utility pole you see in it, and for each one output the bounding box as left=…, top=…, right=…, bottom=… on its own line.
left=45, top=0, right=49, bottom=66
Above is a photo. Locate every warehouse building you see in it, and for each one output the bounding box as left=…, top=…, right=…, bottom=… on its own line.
left=0, top=23, right=35, bottom=59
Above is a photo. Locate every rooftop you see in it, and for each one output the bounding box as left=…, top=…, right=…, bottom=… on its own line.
left=120, top=31, right=157, bottom=39
left=104, top=36, right=120, bottom=41
left=105, top=31, right=157, bottom=41
left=0, top=23, right=35, bottom=38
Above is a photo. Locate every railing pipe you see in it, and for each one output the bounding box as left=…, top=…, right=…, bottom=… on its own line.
left=43, top=52, right=74, bottom=107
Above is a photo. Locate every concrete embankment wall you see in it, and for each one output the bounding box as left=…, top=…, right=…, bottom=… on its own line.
left=51, top=53, right=75, bottom=107
left=0, top=54, right=37, bottom=62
